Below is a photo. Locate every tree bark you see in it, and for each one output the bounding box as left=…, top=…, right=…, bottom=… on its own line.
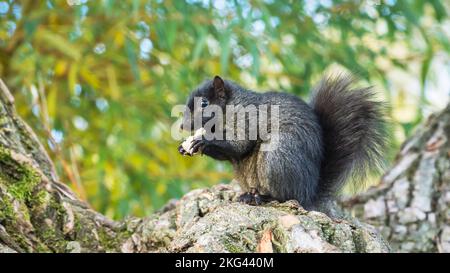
left=2, top=78, right=436, bottom=253
left=340, top=103, right=450, bottom=252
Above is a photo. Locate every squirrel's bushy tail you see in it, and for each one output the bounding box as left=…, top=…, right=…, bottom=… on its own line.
left=310, top=74, right=387, bottom=204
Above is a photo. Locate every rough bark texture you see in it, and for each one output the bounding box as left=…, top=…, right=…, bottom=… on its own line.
left=0, top=79, right=390, bottom=253
left=0, top=79, right=129, bottom=253
left=341, top=103, right=450, bottom=252
left=126, top=184, right=390, bottom=253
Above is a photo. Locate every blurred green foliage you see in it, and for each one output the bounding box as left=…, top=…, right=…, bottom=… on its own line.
left=0, top=0, right=448, bottom=219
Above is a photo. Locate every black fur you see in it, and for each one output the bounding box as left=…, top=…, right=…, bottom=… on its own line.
left=310, top=74, right=387, bottom=206
left=180, top=74, right=387, bottom=211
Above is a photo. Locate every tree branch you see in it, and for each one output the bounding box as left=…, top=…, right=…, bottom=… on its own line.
left=0, top=79, right=390, bottom=253
left=340, top=103, right=450, bottom=252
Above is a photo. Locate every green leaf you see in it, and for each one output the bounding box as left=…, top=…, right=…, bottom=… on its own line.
left=125, top=37, right=140, bottom=81
left=37, top=29, right=81, bottom=60
left=219, top=29, right=231, bottom=75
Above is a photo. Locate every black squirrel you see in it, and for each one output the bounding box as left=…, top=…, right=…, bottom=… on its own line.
left=178, top=74, right=387, bottom=212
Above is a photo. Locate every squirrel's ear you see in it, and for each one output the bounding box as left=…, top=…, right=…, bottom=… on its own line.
left=213, top=75, right=227, bottom=99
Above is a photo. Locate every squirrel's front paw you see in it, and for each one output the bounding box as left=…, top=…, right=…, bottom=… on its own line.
left=179, top=128, right=206, bottom=156
left=178, top=144, right=190, bottom=156
left=189, top=139, right=207, bottom=155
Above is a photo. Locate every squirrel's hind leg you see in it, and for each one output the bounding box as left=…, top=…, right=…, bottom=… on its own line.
left=237, top=188, right=273, bottom=205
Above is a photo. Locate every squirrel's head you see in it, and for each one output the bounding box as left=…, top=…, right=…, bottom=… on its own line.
left=180, top=75, right=229, bottom=133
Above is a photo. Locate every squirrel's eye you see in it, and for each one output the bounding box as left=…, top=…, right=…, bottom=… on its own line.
left=201, top=99, right=209, bottom=108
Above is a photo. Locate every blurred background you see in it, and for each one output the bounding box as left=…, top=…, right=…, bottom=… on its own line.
left=0, top=0, right=449, bottom=219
